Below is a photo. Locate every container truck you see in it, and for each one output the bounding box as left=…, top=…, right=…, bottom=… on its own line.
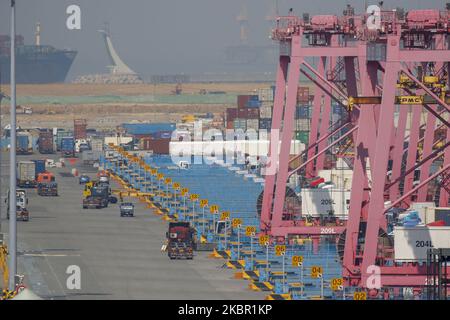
left=37, top=172, right=58, bottom=196
left=6, top=189, right=29, bottom=221
left=61, top=137, right=75, bottom=157
left=38, top=131, right=54, bottom=154
left=17, top=161, right=37, bottom=188
left=79, top=143, right=90, bottom=153
left=81, top=151, right=102, bottom=165
left=37, top=180, right=58, bottom=196
left=166, top=222, right=195, bottom=260
left=82, top=184, right=109, bottom=209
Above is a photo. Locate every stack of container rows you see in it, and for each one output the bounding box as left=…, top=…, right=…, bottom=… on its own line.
left=258, top=87, right=274, bottom=131
left=226, top=95, right=261, bottom=132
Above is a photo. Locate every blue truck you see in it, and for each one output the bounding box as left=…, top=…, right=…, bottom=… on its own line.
left=61, top=136, right=75, bottom=157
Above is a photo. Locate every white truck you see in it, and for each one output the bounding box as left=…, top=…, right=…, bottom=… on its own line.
left=6, top=189, right=29, bottom=221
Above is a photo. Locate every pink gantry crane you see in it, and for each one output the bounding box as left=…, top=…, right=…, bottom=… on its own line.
left=261, top=4, right=450, bottom=297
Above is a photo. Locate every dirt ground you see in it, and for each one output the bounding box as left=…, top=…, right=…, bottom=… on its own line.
left=0, top=83, right=270, bottom=129
left=0, top=82, right=268, bottom=96
left=2, top=103, right=229, bottom=130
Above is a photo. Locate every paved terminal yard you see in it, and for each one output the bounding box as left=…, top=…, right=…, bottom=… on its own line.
left=0, top=153, right=265, bottom=300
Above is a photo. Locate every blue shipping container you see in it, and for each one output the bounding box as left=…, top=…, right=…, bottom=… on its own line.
left=33, top=160, right=46, bottom=176
left=17, top=135, right=29, bottom=151
left=61, top=137, right=75, bottom=151
left=259, top=118, right=272, bottom=130
left=296, top=106, right=310, bottom=119
left=122, top=123, right=176, bottom=136
left=153, top=131, right=173, bottom=139
left=246, top=100, right=262, bottom=108
left=333, top=104, right=344, bottom=114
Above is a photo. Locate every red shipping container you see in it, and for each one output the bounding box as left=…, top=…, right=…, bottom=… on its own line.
left=74, top=119, right=87, bottom=140
left=237, top=107, right=260, bottom=119
left=226, top=108, right=238, bottom=122
left=297, top=86, right=310, bottom=104
left=142, top=138, right=170, bottom=154
left=237, top=95, right=252, bottom=109
left=237, top=108, right=248, bottom=118
left=246, top=108, right=260, bottom=119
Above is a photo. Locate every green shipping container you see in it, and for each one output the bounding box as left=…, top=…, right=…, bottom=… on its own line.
left=295, top=131, right=309, bottom=144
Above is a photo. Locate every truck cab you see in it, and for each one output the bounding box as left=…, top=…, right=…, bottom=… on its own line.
left=82, top=183, right=109, bottom=209
left=37, top=172, right=55, bottom=184
left=6, top=189, right=29, bottom=221
left=37, top=172, right=58, bottom=196
left=120, top=203, right=135, bottom=217
left=166, top=222, right=195, bottom=260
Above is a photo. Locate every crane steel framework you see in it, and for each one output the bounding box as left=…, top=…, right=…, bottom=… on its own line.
left=261, top=4, right=450, bottom=297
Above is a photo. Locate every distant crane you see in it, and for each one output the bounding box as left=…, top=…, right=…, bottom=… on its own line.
left=236, top=3, right=249, bottom=44
left=266, top=0, right=279, bottom=28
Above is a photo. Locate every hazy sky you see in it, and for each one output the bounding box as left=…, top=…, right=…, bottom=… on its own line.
left=0, top=0, right=446, bottom=79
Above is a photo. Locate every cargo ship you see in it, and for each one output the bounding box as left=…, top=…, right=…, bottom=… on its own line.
left=0, top=23, right=77, bottom=84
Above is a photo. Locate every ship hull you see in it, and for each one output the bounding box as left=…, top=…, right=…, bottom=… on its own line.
left=0, top=50, right=77, bottom=84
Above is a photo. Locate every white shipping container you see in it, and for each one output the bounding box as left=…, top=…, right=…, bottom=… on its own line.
left=258, top=88, right=274, bottom=102
left=82, top=151, right=102, bottom=162
left=246, top=119, right=259, bottom=130
left=90, top=138, right=104, bottom=152
left=233, top=119, right=247, bottom=130
left=17, top=161, right=36, bottom=182
left=295, top=118, right=310, bottom=131
left=260, top=105, right=272, bottom=118
left=394, top=226, right=450, bottom=261
left=104, top=136, right=133, bottom=146
left=300, top=189, right=351, bottom=218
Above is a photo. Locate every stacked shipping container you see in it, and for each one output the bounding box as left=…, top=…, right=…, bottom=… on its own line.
left=38, top=131, right=54, bottom=154
left=55, top=130, right=73, bottom=151
left=74, top=119, right=87, bottom=140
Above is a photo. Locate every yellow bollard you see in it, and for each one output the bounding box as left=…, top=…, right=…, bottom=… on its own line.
left=0, top=245, right=9, bottom=292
